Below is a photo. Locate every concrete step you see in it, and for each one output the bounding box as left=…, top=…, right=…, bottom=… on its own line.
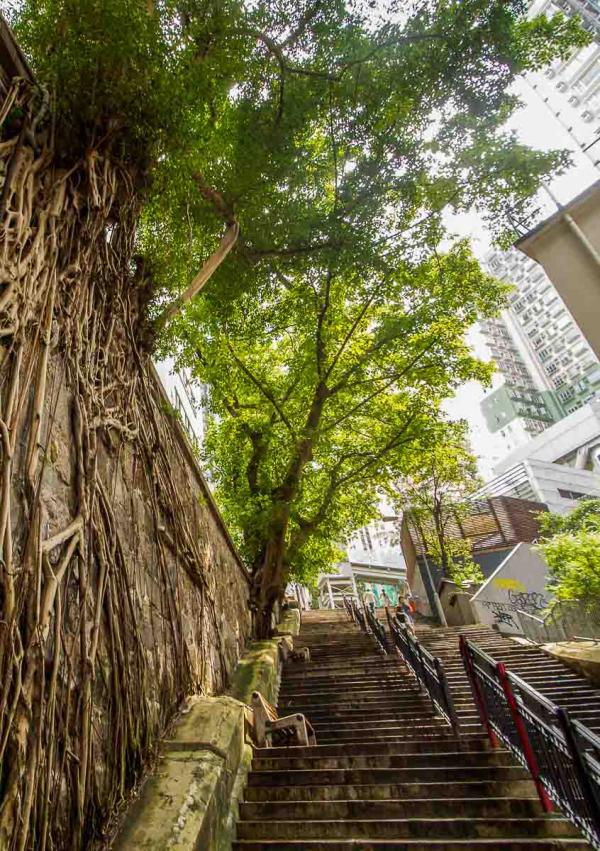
left=276, top=688, right=428, bottom=703
left=276, top=708, right=443, bottom=723
left=304, top=716, right=478, bottom=730
left=248, top=765, right=530, bottom=787
left=243, top=778, right=540, bottom=802
left=251, top=750, right=515, bottom=771
left=278, top=682, right=410, bottom=697
left=279, top=673, right=406, bottom=688
left=239, top=797, right=547, bottom=821
left=236, top=816, right=580, bottom=840
left=234, top=840, right=590, bottom=849
left=255, top=737, right=489, bottom=759
left=307, top=719, right=480, bottom=735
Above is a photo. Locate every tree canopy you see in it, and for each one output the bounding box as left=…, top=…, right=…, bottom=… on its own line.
left=179, top=247, right=501, bottom=585
left=7, top=0, right=587, bottom=313
left=392, top=422, right=485, bottom=585
left=538, top=499, right=600, bottom=604
left=4, top=0, right=589, bottom=633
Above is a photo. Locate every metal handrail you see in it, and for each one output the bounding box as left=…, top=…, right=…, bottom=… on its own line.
left=386, top=609, right=460, bottom=736
left=518, top=600, right=600, bottom=644
left=342, top=597, right=459, bottom=734
left=363, top=602, right=389, bottom=653
left=517, top=609, right=549, bottom=644
left=460, top=635, right=600, bottom=849
left=342, top=595, right=367, bottom=633
left=342, top=594, right=354, bottom=621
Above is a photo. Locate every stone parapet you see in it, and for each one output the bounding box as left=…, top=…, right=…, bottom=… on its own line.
left=114, top=615, right=300, bottom=850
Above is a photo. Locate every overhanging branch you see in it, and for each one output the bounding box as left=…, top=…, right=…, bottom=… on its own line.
left=154, top=221, right=239, bottom=331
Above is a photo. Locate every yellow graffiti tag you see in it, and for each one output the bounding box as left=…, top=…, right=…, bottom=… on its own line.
left=493, top=578, right=526, bottom=592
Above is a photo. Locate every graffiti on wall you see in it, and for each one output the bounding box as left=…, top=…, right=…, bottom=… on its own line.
left=479, top=589, right=547, bottom=630
left=479, top=600, right=520, bottom=630
left=507, top=589, right=547, bottom=614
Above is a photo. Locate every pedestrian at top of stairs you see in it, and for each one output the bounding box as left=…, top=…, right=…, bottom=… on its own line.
left=363, top=587, right=376, bottom=611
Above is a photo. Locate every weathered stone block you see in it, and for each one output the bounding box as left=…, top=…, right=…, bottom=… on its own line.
left=114, top=696, right=250, bottom=851
left=228, top=639, right=282, bottom=706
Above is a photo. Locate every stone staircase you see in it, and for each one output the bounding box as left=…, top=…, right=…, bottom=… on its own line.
left=234, top=609, right=594, bottom=849
left=415, top=623, right=600, bottom=734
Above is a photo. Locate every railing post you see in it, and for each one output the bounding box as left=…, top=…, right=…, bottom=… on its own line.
left=459, top=636, right=499, bottom=749
left=496, top=662, right=553, bottom=813
left=385, top=605, right=393, bottom=634
left=556, top=708, right=600, bottom=833
left=435, top=656, right=460, bottom=737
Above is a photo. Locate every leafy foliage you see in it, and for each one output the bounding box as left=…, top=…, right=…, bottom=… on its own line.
left=538, top=499, right=600, bottom=603
left=4, top=0, right=589, bottom=632
left=177, top=247, right=501, bottom=614
left=392, top=423, right=485, bottom=585
left=6, top=0, right=588, bottom=310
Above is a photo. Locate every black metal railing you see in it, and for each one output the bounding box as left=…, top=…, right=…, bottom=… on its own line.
left=364, top=602, right=389, bottom=653
left=461, top=636, right=600, bottom=849
left=342, top=595, right=388, bottom=653
left=342, top=594, right=354, bottom=622
left=386, top=609, right=461, bottom=736
left=343, top=595, right=367, bottom=633
left=342, top=597, right=460, bottom=735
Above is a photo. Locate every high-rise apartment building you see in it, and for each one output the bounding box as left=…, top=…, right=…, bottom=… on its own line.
left=480, top=248, right=600, bottom=452
left=528, top=0, right=600, bottom=164
left=476, top=1, right=600, bottom=456
left=154, top=357, right=207, bottom=446
left=534, top=0, right=600, bottom=37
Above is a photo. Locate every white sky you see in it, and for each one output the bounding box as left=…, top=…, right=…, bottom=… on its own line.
left=443, top=76, right=600, bottom=478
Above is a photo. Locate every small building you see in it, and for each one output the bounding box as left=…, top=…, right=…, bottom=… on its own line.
left=317, top=559, right=407, bottom=609
left=400, top=496, right=547, bottom=618
left=471, top=543, right=551, bottom=636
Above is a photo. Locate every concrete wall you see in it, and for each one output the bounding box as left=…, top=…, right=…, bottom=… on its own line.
left=0, top=23, right=253, bottom=850
left=494, top=397, right=600, bottom=473
left=439, top=580, right=478, bottom=627
left=522, top=459, right=600, bottom=514
left=471, top=543, right=551, bottom=635
left=517, top=181, right=600, bottom=362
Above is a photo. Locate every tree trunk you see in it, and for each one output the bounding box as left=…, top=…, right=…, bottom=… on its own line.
left=252, top=517, right=289, bottom=639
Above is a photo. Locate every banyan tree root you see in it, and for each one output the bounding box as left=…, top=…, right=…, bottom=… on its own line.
left=0, top=80, right=230, bottom=851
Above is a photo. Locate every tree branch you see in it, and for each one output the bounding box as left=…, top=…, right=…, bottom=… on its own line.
left=226, top=341, right=297, bottom=438
left=329, top=334, right=436, bottom=397
left=280, top=2, right=324, bottom=48
left=288, top=413, right=420, bottom=554
left=337, top=32, right=447, bottom=78
left=324, top=291, right=376, bottom=382
left=321, top=372, right=401, bottom=434
left=244, top=237, right=345, bottom=260
left=155, top=222, right=239, bottom=331
left=315, top=269, right=333, bottom=378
